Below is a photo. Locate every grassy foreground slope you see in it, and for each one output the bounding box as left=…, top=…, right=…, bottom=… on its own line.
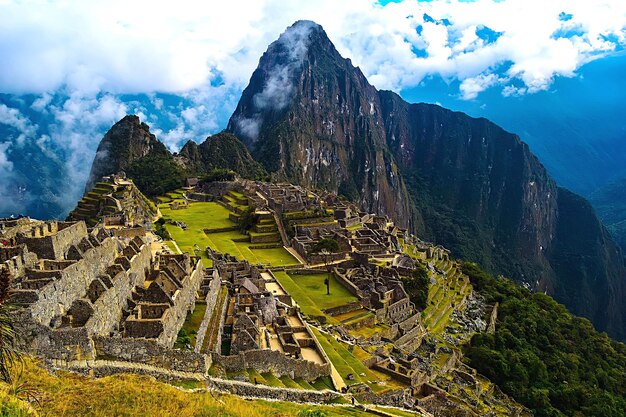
left=2, top=359, right=407, bottom=417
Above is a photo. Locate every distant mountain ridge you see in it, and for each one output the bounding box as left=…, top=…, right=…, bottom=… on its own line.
left=591, top=177, right=626, bottom=250
left=176, top=132, right=267, bottom=180
left=226, top=20, right=626, bottom=340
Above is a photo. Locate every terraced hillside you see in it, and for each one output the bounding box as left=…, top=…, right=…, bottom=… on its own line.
left=68, top=178, right=157, bottom=227
left=154, top=181, right=528, bottom=416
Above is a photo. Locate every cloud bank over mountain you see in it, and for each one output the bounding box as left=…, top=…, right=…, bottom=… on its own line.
left=0, top=0, right=625, bottom=217
left=2, top=0, right=624, bottom=99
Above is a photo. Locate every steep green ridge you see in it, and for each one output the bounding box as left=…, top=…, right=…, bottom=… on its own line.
left=463, top=262, right=626, bottom=417
left=86, top=118, right=264, bottom=198
left=590, top=177, right=626, bottom=250
left=176, top=132, right=267, bottom=180
left=85, top=115, right=170, bottom=191
left=227, top=20, right=626, bottom=340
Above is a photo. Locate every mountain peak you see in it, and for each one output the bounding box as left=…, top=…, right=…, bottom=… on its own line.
left=227, top=21, right=341, bottom=144
left=85, top=114, right=167, bottom=191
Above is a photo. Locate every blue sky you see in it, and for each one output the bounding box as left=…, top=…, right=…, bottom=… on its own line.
left=0, top=0, right=625, bottom=216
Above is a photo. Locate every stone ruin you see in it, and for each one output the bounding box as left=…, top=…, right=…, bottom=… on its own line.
left=0, top=218, right=208, bottom=374
left=68, top=174, right=156, bottom=229
left=207, top=252, right=330, bottom=381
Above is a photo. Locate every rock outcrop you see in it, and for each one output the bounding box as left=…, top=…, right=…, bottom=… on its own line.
left=227, top=20, right=415, bottom=229
left=85, top=115, right=169, bottom=191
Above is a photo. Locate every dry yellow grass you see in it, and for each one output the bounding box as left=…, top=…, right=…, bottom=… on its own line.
left=1, top=358, right=394, bottom=417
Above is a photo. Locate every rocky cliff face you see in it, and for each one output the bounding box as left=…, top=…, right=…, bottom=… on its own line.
left=227, top=20, right=414, bottom=228
left=228, top=21, right=626, bottom=339
left=85, top=115, right=168, bottom=191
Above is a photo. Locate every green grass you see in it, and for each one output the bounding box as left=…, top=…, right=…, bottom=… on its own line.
left=202, top=287, right=228, bottom=353
left=369, top=406, right=422, bottom=417
left=13, top=358, right=394, bottom=417
left=294, top=377, right=315, bottom=390
left=161, top=201, right=297, bottom=266
left=311, top=328, right=406, bottom=393
left=247, top=369, right=267, bottom=385
left=420, top=259, right=471, bottom=335
left=279, top=376, right=302, bottom=389
left=176, top=303, right=207, bottom=348
left=348, top=324, right=389, bottom=339
left=260, top=372, right=286, bottom=387
left=272, top=272, right=358, bottom=320
left=310, top=376, right=335, bottom=391
left=204, top=230, right=296, bottom=266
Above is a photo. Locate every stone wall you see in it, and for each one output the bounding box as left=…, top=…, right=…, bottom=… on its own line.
left=395, top=323, right=425, bottom=353
left=28, top=236, right=119, bottom=327
left=56, top=359, right=206, bottom=382
left=355, top=388, right=416, bottom=410
left=86, top=242, right=152, bottom=336
left=157, top=259, right=204, bottom=347
left=17, top=319, right=95, bottom=361
left=211, top=378, right=341, bottom=403
left=487, top=303, right=499, bottom=334
left=398, top=313, right=421, bottom=334
left=249, top=233, right=280, bottom=244
left=323, top=301, right=362, bottom=317
left=211, top=349, right=329, bottom=382
left=94, top=336, right=211, bottom=374
left=212, top=287, right=229, bottom=354
left=2, top=245, right=38, bottom=277
left=16, top=222, right=87, bottom=260
left=194, top=270, right=222, bottom=353
left=332, top=269, right=362, bottom=298
left=112, top=227, right=146, bottom=238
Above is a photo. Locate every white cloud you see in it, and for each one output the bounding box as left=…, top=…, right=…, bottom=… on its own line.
left=45, top=93, right=129, bottom=208
left=0, top=0, right=623, bottom=103
left=0, top=0, right=625, bottom=218
left=460, top=73, right=499, bottom=100
left=0, top=104, right=38, bottom=144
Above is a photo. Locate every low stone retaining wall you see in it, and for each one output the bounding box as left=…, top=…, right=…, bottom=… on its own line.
left=94, top=336, right=210, bottom=374
left=212, top=378, right=341, bottom=403
left=250, top=233, right=280, bottom=244
left=188, top=192, right=214, bottom=202
left=344, top=314, right=376, bottom=331
left=249, top=243, right=283, bottom=249
left=323, top=301, right=362, bottom=317
left=355, top=388, right=416, bottom=409
left=288, top=268, right=326, bottom=275
left=52, top=359, right=206, bottom=382
left=287, top=216, right=335, bottom=225
left=211, top=349, right=329, bottom=382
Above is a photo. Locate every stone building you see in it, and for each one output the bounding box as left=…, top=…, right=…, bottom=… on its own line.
left=125, top=253, right=204, bottom=347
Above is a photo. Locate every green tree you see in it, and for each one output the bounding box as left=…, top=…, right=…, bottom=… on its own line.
left=127, top=154, right=187, bottom=197
left=402, top=263, right=430, bottom=310
left=237, top=207, right=258, bottom=233
left=462, top=262, right=626, bottom=417
left=309, top=238, right=340, bottom=295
